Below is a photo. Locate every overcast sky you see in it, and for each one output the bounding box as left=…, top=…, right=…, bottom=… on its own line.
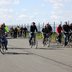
left=0, top=0, right=72, bottom=25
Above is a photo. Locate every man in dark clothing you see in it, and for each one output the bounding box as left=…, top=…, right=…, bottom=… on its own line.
left=46, top=23, right=52, bottom=33
left=69, top=23, right=72, bottom=42
left=42, top=23, right=52, bottom=44
left=63, top=22, right=70, bottom=46
left=13, top=28, right=18, bottom=38
left=23, top=27, right=27, bottom=38
left=63, top=22, right=70, bottom=32
left=70, top=23, right=72, bottom=31
left=29, top=22, right=38, bottom=45
left=10, top=27, right=14, bottom=38
left=20, top=27, right=23, bottom=37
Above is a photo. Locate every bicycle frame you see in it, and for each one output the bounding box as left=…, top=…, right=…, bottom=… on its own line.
left=0, top=38, right=6, bottom=54
left=43, top=36, right=50, bottom=47
left=30, top=32, right=38, bottom=48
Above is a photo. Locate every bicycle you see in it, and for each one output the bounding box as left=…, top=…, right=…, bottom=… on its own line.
left=55, top=33, right=63, bottom=47
left=29, top=32, right=38, bottom=48
left=0, top=38, right=6, bottom=54
left=63, top=31, right=69, bottom=46
left=43, top=34, right=50, bottom=47
left=68, top=31, right=72, bottom=47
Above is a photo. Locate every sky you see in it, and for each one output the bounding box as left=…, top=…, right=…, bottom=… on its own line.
left=0, top=0, right=72, bottom=25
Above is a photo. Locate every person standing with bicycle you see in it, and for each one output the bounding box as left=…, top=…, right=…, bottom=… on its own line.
left=63, top=22, right=70, bottom=46
left=29, top=22, right=38, bottom=45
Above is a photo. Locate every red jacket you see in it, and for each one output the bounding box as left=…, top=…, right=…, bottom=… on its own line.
left=56, top=26, right=62, bottom=33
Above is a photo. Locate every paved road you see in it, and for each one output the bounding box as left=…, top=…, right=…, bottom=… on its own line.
left=0, top=38, right=72, bottom=72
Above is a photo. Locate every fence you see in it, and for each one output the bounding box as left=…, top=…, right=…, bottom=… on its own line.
left=8, top=22, right=57, bottom=32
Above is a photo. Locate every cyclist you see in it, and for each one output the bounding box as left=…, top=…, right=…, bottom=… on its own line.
left=13, top=27, right=18, bottom=38
left=0, top=26, right=2, bottom=48
left=70, top=23, right=72, bottom=33
left=17, top=26, right=20, bottom=37
left=20, top=27, right=24, bottom=37
left=56, top=24, right=62, bottom=44
left=0, top=23, right=8, bottom=50
left=42, top=25, right=47, bottom=44
left=23, top=26, right=28, bottom=38
left=42, top=23, right=52, bottom=45
left=29, top=22, right=38, bottom=45
left=69, top=23, right=72, bottom=41
left=63, top=22, right=70, bottom=46
left=10, top=26, right=14, bottom=38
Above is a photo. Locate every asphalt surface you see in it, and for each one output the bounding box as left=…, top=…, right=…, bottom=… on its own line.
left=0, top=38, right=72, bottom=72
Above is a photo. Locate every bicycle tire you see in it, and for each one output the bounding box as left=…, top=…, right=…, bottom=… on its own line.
left=35, top=40, right=38, bottom=49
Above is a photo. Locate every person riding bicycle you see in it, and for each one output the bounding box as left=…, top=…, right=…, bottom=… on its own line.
left=42, top=23, right=52, bottom=44
left=63, top=22, right=70, bottom=46
left=23, top=26, right=28, bottom=38
left=29, top=22, right=38, bottom=45
left=69, top=23, right=72, bottom=41
left=70, top=23, right=72, bottom=34
left=56, top=24, right=62, bottom=43
left=0, top=23, right=8, bottom=50
left=10, top=26, right=14, bottom=38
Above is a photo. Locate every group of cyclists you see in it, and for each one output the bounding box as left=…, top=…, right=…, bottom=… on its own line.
left=56, top=22, right=72, bottom=46
left=28, top=21, right=72, bottom=47
left=0, top=21, right=72, bottom=52
left=10, top=26, right=28, bottom=38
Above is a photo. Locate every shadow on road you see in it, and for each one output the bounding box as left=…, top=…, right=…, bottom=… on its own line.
left=4, top=52, right=33, bottom=55
left=0, top=47, right=33, bottom=55
left=36, top=47, right=64, bottom=50
left=8, top=47, right=31, bottom=50
left=8, top=47, right=64, bottom=50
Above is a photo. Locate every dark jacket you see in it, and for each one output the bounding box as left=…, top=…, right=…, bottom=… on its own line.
left=0, top=27, right=5, bottom=37
left=30, top=25, right=38, bottom=32
left=23, top=27, right=27, bottom=32
left=70, top=24, right=72, bottom=31
left=42, top=25, right=52, bottom=33
left=63, top=24, right=70, bottom=32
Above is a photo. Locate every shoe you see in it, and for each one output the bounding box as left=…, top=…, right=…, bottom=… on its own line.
left=65, top=42, right=68, bottom=46
left=6, top=48, right=8, bottom=50
left=5, top=46, right=8, bottom=50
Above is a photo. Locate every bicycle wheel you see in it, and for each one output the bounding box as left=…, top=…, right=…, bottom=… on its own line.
left=2, top=44, right=5, bottom=54
left=47, top=38, right=50, bottom=47
left=35, top=40, right=38, bottom=49
left=30, top=38, right=34, bottom=48
left=43, top=38, right=47, bottom=46
left=1, top=43, right=6, bottom=54
left=67, top=35, right=72, bottom=47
